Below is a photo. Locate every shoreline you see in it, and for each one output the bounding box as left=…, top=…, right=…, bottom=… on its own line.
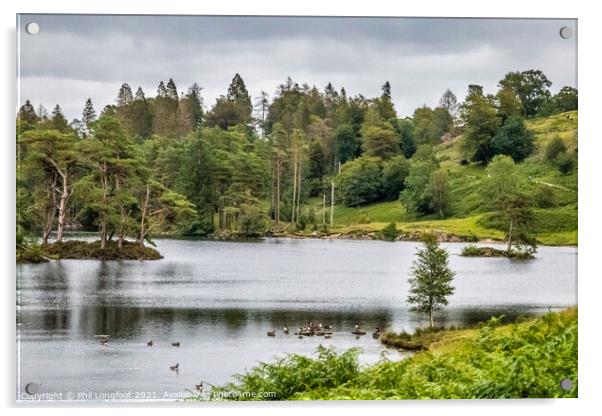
left=197, top=230, right=576, bottom=247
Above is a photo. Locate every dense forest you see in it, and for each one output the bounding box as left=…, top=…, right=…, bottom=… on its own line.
left=16, top=69, right=578, bottom=255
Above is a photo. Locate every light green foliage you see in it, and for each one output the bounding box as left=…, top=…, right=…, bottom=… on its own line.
left=461, top=87, right=501, bottom=163
left=401, top=161, right=435, bottom=215
left=425, top=169, right=451, bottom=218
left=360, top=125, right=400, bottom=159
left=337, top=156, right=382, bottom=206
left=213, top=309, right=577, bottom=400
left=214, top=346, right=362, bottom=401
left=407, top=234, right=455, bottom=326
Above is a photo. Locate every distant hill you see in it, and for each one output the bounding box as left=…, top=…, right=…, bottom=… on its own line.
left=301, top=111, right=577, bottom=246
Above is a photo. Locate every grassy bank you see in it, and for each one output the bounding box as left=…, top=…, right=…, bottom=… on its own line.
left=213, top=308, right=577, bottom=400
left=292, top=111, right=577, bottom=246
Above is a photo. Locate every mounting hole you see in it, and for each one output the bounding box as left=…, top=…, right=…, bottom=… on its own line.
left=560, top=378, right=574, bottom=391
left=559, top=26, right=573, bottom=40
left=25, top=382, right=40, bottom=395
left=25, top=22, right=40, bottom=35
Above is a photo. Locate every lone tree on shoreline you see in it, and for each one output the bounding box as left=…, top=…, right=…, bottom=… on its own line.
left=407, top=234, right=455, bottom=327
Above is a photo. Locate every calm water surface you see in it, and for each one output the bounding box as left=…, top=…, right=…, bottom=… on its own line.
left=17, top=238, right=577, bottom=401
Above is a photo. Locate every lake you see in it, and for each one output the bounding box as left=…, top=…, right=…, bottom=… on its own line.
left=16, top=238, right=577, bottom=402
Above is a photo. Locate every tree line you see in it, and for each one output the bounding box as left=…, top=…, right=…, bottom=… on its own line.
left=16, top=69, right=577, bottom=245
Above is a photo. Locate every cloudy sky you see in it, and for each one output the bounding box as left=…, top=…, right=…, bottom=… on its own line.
left=17, top=15, right=577, bottom=121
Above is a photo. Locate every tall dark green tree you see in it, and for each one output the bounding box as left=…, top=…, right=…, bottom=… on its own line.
left=129, top=87, right=154, bottom=139
left=381, top=155, right=410, bottom=200
left=334, top=123, right=361, bottom=164
left=50, top=105, right=70, bottom=133
left=390, top=118, right=416, bottom=158
left=186, top=83, right=204, bottom=129
left=17, top=100, right=39, bottom=134
left=116, top=83, right=134, bottom=107
left=18, top=100, right=38, bottom=124
left=206, top=74, right=253, bottom=129
left=227, top=73, right=252, bottom=112
left=460, top=86, right=500, bottom=163
left=82, top=98, right=97, bottom=127
left=153, top=80, right=180, bottom=137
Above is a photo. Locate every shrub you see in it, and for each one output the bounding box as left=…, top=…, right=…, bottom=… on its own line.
left=544, top=136, right=567, bottom=162
left=379, top=222, right=399, bottom=241
left=213, top=309, right=577, bottom=400
left=214, top=346, right=362, bottom=400
left=556, top=152, right=575, bottom=174
left=534, top=185, right=557, bottom=208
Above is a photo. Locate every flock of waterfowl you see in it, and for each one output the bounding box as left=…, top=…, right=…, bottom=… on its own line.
left=267, top=322, right=381, bottom=340
left=95, top=334, right=190, bottom=380
left=94, top=321, right=381, bottom=390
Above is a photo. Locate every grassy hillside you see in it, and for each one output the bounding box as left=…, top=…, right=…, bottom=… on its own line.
left=298, top=111, right=577, bottom=246
left=214, top=308, right=577, bottom=400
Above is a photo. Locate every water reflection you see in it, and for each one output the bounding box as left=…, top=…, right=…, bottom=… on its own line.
left=17, top=238, right=577, bottom=400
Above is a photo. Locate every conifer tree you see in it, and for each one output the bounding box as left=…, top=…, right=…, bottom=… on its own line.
left=166, top=78, right=179, bottom=101
left=82, top=98, right=97, bottom=127
left=116, top=83, right=134, bottom=107
left=407, top=234, right=455, bottom=327
left=50, top=104, right=70, bottom=132
left=186, top=83, right=204, bottom=129
left=18, top=100, right=38, bottom=124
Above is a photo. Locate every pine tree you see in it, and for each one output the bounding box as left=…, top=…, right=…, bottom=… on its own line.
left=253, top=91, right=269, bottom=139
left=135, top=87, right=146, bottom=101
left=157, top=81, right=167, bottom=98
left=21, top=129, right=80, bottom=242
left=381, top=81, right=392, bottom=98
left=153, top=80, right=180, bottom=137
left=407, top=234, right=455, bottom=327
left=18, top=100, right=38, bottom=124
left=130, top=87, right=153, bottom=139
left=50, top=104, right=70, bottom=132
left=227, top=73, right=252, bottom=115
left=116, top=83, right=134, bottom=107
left=82, top=98, right=96, bottom=127
left=186, top=83, right=204, bottom=129
left=166, top=78, right=179, bottom=101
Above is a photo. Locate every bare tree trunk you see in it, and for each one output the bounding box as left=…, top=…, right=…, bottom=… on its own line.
left=42, top=220, right=53, bottom=245
left=100, top=165, right=108, bottom=250
left=429, top=307, right=434, bottom=328
left=56, top=172, right=69, bottom=243
left=276, top=159, right=281, bottom=228
left=116, top=177, right=125, bottom=249
left=43, top=175, right=58, bottom=245
left=296, top=162, right=302, bottom=223
left=291, top=154, right=297, bottom=224
left=270, top=163, right=275, bottom=220
left=322, top=194, right=326, bottom=225
left=330, top=181, right=334, bottom=226
left=139, top=184, right=150, bottom=247
left=507, top=217, right=514, bottom=253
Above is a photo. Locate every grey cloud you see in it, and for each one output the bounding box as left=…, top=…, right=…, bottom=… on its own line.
left=17, top=15, right=577, bottom=120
